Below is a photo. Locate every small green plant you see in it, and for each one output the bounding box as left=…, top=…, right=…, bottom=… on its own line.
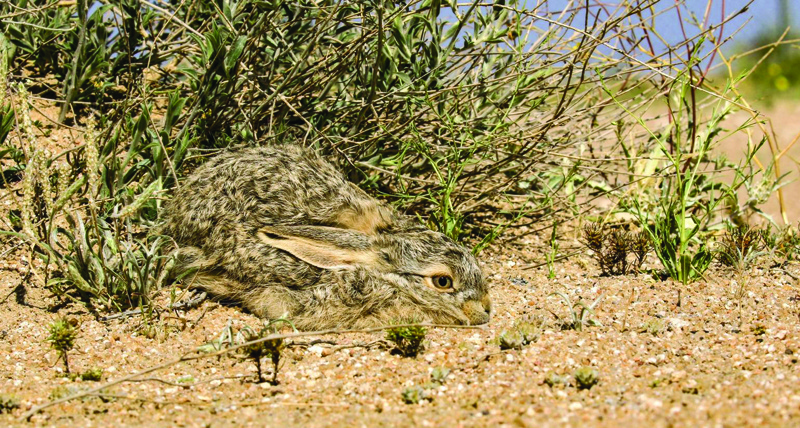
left=48, top=385, right=73, bottom=401
left=0, top=394, right=19, bottom=414
left=497, top=330, right=525, bottom=350
left=401, top=386, right=428, bottom=405
left=544, top=372, right=568, bottom=388
left=79, top=367, right=103, bottom=382
left=573, top=366, right=600, bottom=390
left=717, top=225, right=766, bottom=269
left=752, top=324, right=767, bottom=339
left=610, top=63, right=735, bottom=285
left=386, top=323, right=427, bottom=358
left=682, top=386, right=699, bottom=395
left=238, top=320, right=290, bottom=385
left=581, top=222, right=650, bottom=275
left=430, top=367, right=450, bottom=385
left=637, top=201, right=714, bottom=285
left=197, top=320, right=237, bottom=354
left=497, top=319, right=542, bottom=350
left=640, top=318, right=667, bottom=336
left=46, top=317, right=79, bottom=374
left=176, top=375, right=196, bottom=384
left=548, top=291, right=603, bottom=331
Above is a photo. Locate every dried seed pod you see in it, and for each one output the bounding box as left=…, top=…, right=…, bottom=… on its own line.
left=55, top=161, right=71, bottom=203
left=0, top=34, right=8, bottom=101
left=83, top=115, right=100, bottom=202
left=21, top=148, right=48, bottom=239
left=114, top=178, right=160, bottom=219
left=20, top=152, right=37, bottom=238
left=15, top=82, right=35, bottom=159
left=51, top=175, right=87, bottom=217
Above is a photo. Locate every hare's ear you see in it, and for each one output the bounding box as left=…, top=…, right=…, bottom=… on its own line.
left=257, top=225, right=381, bottom=270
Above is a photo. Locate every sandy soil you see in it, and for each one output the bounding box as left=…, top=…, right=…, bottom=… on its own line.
left=1, top=236, right=799, bottom=427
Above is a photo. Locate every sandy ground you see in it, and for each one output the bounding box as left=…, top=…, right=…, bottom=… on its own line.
left=1, top=237, right=799, bottom=427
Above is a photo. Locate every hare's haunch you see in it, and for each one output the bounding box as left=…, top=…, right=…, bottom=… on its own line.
left=160, top=146, right=491, bottom=330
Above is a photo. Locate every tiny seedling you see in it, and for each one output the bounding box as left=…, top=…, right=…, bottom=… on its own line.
left=548, top=291, right=603, bottom=331
left=682, top=384, right=700, bottom=395
left=716, top=224, right=766, bottom=270
left=573, top=366, right=600, bottom=390
left=0, top=394, right=19, bottom=414
left=752, top=324, right=767, bottom=342
left=430, top=367, right=450, bottom=385
left=581, top=222, right=650, bottom=275
left=498, top=330, right=525, bottom=350
left=386, top=323, right=427, bottom=358
left=401, top=386, right=427, bottom=404
left=198, top=320, right=236, bottom=354
left=46, top=317, right=79, bottom=374
left=79, top=367, right=103, bottom=382
left=48, top=385, right=73, bottom=401
left=238, top=319, right=293, bottom=384
left=544, top=372, right=568, bottom=388
left=176, top=375, right=196, bottom=384
left=497, top=319, right=542, bottom=350
left=640, top=318, right=667, bottom=336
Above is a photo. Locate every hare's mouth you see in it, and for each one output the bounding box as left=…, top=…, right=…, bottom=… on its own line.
left=462, top=299, right=491, bottom=325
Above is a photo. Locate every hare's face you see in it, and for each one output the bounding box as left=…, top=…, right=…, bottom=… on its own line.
left=375, top=231, right=491, bottom=325
left=256, top=225, right=491, bottom=326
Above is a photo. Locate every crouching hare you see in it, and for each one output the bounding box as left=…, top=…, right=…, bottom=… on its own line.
left=160, top=145, right=491, bottom=330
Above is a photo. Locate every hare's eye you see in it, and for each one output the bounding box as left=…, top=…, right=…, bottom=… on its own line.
left=432, top=275, right=453, bottom=290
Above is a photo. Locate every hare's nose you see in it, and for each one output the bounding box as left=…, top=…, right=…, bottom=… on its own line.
left=462, top=299, right=491, bottom=325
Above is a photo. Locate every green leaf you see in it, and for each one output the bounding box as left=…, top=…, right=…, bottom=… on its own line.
left=224, top=36, right=247, bottom=77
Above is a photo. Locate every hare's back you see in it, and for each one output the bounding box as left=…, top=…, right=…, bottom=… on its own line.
left=162, top=145, right=390, bottom=246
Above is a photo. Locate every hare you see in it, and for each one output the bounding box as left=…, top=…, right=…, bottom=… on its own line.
left=160, top=145, right=491, bottom=330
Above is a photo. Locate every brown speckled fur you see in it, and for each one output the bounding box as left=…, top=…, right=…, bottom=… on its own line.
left=159, top=145, right=490, bottom=330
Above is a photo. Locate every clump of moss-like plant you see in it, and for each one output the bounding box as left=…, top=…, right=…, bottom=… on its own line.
left=79, top=368, right=103, bottom=382
left=401, top=386, right=429, bottom=404
left=497, top=319, right=543, bottom=350
left=0, top=394, right=19, bottom=414
left=386, top=322, right=427, bottom=358
left=544, top=372, right=569, bottom=388
left=573, top=366, right=600, bottom=390
left=46, top=317, right=79, bottom=375
left=430, top=367, right=450, bottom=385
